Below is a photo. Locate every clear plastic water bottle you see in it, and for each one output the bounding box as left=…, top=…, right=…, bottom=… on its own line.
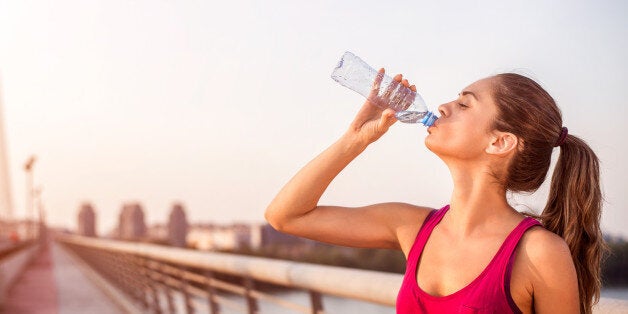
left=331, top=51, right=437, bottom=126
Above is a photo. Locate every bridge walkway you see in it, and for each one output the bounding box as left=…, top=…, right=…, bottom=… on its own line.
left=4, top=242, right=124, bottom=314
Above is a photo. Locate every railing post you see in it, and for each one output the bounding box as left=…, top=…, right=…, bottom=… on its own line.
left=205, top=271, right=220, bottom=314
left=150, top=283, right=162, bottom=314
left=141, top=258, right=162, bottom=314
left=309, top=290, right=324, bottom=314
left=180, top=267, right=194, bottom=314
left=111, top=253, right=137, bottom=304
left=133, top=255, right=151, bottom=311
left=243, top=277, right=259, bottom=314
left=164, top=281, right=176, bottom=314
left=154, top=261, right=175, bottom=314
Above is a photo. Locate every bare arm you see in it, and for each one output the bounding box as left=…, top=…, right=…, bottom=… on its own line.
left=265, top=70, right=431, bottom=251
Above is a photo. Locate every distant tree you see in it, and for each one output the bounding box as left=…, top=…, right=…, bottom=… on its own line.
left=602, top=237, right=628, bottom=287
left=224, top=241, right=406, bottom=274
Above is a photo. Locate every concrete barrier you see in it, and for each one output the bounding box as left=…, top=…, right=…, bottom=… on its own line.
left=0, top=241, right=39, bottom=306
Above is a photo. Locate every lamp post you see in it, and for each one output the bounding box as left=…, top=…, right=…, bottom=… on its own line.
left=34, top=186, right=45, bottom=242
left=24, top=155, right=36, bottom=239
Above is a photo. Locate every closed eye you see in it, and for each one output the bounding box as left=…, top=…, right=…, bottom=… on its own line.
left=458, top=103, right=469, bottom=108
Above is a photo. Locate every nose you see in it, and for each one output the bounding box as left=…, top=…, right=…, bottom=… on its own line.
left=438, top=103, right=448, bottom=118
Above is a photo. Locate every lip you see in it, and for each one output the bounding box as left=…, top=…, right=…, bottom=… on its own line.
left=427, top=125, right=435, bottom=134
left=426, top=119, right=439, bottom=134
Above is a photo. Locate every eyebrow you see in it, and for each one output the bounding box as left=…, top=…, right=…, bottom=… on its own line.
left=460, top=91, right=478, bottom=100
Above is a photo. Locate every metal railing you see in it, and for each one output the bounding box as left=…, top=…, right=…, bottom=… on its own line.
left=56, top=234, right=400, bottom=314
left=56, top=234, right=628, bottom=314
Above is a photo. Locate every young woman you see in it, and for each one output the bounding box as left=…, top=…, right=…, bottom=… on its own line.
left=265, top=70, right=604, bottom=313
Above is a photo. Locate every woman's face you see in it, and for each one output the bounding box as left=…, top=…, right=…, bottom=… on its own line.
left=424, top=77, right=500, bottom=161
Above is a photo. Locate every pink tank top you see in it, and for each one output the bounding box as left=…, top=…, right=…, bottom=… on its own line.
left=396, top=205, right=541, bottom=313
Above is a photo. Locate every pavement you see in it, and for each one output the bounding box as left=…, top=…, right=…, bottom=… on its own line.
left=4, top=242, right=125, bottom=314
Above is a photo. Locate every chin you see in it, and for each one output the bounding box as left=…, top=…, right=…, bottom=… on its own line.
left=425, top=137, right=456, bottom=159
left=424, top=134, right=436, bottom=150
left=424, top=136, right=440, bottom=154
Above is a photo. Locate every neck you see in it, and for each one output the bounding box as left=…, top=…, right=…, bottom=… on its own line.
left=443, top=160, right=519, bottom=237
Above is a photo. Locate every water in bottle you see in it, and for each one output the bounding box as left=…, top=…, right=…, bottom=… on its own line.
left=331, top=51, right=437, bottom=126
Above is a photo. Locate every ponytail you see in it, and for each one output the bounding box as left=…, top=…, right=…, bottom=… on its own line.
left=542, top=135, right=606, bottom=314
left=491, top=73, right=606, bottom=314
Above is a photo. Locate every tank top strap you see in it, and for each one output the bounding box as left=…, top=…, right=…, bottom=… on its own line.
left=509, top=217, right=542, bottom=245
left=423, top=205, right=449, bottom=232
left=499, top=217, right=542, bottom=311
left=406, top=205, right=450, bottom=270
left=497, top=217, right=542, bottom=266
left=487, top=217, right=542, bottom=278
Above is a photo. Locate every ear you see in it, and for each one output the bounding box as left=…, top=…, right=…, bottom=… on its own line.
left=486, top=131, right=519, bottom=156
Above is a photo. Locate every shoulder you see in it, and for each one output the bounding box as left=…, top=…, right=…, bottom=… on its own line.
left=379, top=203, right=435, bottom=256
left=516, top=226, right=578, bottom=293
left=511, top=225, right=580, bottom=312
left=519, top=226, right=573, bottom=266
left=354, top=202, right=435, bottom=253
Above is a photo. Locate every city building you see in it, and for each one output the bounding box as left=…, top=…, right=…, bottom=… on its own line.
left=77, top=203, right=96, bottom=237
left=118, top=202, right=146, bottom=240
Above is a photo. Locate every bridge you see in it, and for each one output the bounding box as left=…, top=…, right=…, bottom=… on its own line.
left=1, top=227, right=628, bottom=314
left=0, top=112, right=624, bottom=313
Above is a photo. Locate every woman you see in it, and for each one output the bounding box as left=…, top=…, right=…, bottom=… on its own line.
left=265, top=69, right=604, bottom=313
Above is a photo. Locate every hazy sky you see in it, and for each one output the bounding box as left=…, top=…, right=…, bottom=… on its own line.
left=0, top=0, right=627, bottom=237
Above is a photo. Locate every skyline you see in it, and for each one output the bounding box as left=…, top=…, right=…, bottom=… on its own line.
left=0, top=0, right=627, bottom=238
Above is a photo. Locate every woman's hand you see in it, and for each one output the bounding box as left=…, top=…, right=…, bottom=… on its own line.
left=347, top=68, right=417, bottom=146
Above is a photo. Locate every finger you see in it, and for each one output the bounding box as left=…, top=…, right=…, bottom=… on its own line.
left=383, top=74, right=400, bottom=101
left=387, top=75, right=408, bottom=110
left=402, top=84, right=418, bottom=111
left=400, top=88, right=416, bottom=111
left=368, top=68, right=385, bottom=100
left=376, top=68, right=385, bottom=83
left=379, top=109, right=398, bottom=131
left=391, top=80, right=410, bottom=111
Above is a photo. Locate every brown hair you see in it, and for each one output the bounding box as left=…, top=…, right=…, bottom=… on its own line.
left=491, top=73, right=605, bottom=314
